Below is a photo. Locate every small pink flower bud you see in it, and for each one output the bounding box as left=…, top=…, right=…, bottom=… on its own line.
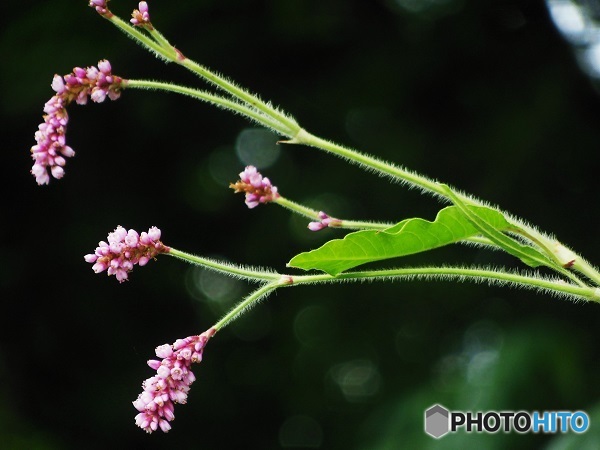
left=159, top=420, right=171, bottom=433
left=308, top=221, right=327, bottom=231
left=92, top=262, right=107, bottom=273
left=162, top=404, right=175, bottom=421
left=90, top=88, right=107, bottom=103
left=170, top=367, right=184, bottom=380
left=84, top=254, right=97, bottom=263
left=148, top=226, right=161, bottom=241
left=86, top=66, right=99, bottom=80
left=178, top=348, right=192, bottom=361
left=125, top=229, right=139, bottom=247
left=51, top=75, right=65, bottom=94
left=147, top=360, right=162, bottom=370
left=156, top=366, right=171, bottom=379
left=155, top=344, right=173, bottom=358
left=98, top=59, right=111, bottom=74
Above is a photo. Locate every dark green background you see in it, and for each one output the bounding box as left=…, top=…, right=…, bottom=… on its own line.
left=2, top=0, right=600, bottom=448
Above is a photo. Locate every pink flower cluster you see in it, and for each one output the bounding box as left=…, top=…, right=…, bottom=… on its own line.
left=30, top=60, right=123, bottom=185
left=133, top=328, right=216, bottom=433
left=308, top=211, right=341, bottom=231
left=230, top=166, right=280, bottom=208
left=88, top=0, right=111, bottom=16
left=84, top=226, right=168, bottom=283
left=131, top=2, right=152, bottom=28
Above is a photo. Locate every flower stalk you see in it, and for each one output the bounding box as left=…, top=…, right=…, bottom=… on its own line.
left=208, top=264, right=600, bottom=336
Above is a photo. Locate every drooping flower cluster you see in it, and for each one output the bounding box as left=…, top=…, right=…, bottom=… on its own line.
left=308, top=211, right=342, bottom=231
left=30, top=60, right=123, bottom=185
left=133, top=328, right=216, bottom=433
left=229, top=166, right=280, bottom=208
left=84, top=226, right=168, bottom=282
left=131, top=1, right=152, bottom=29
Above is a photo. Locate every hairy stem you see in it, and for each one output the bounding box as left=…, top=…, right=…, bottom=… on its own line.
left=211, top=265, right=600, bottom=332
left=177, top=58, right=300, bottom=136
left=213, top=281, right=282, bottom=330
left=168, top=248, right=280, bottom=282
left=274, top=196, right=392, bottom=231
left=124, top=80, right=290, bottom=135
left=291, top=267, right=599, bottom=302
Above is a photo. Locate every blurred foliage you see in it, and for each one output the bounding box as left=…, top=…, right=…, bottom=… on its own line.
left=2, top=0, right=600, bottom=448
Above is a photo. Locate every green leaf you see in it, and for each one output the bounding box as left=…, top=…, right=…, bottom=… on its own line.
left=288, top=205, right=511, bottom=275
left=441, top=185, right=553, bottom=269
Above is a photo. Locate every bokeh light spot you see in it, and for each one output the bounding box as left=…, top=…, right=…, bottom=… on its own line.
left=235, top=128, right=281, bottom=168
left=330, top=359, right=381, bottom=402
left=185, top=265, right=244, bottom=308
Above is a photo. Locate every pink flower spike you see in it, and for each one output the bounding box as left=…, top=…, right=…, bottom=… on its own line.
left=133, top=328, right=217, bottom=433
left=230, top=166, right=280, bottom=209
left=85, top=226, right=169, bottom=283
left=29, top=60, right=124, bottom=185
left=131, top=1, right=152, bottom=28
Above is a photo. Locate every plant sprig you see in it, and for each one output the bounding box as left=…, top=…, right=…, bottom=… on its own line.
left=88, top=1, right=600, bottom=297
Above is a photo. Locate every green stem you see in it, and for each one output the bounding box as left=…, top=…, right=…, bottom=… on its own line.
left=273, top=196, right=320, bottom=220
left=213, top=281, right=282, bottom=330
left=167, top=245, right=600, bottom=331
left=290, top=130, right=446, bottom=198
left=291, top=267, right=599, bottom=302
left=177, top=58, right=300, bottom=136
left=104, top=13, right=178, bottom=61
left=210, top=265, right=600, bottom=331
left=273, top=182, right=501, bottom=245
left=148, top=27, right=174, bottom=51
left=168, top=248, right=280, bottom=282
left=124, top=79, right=289, bottom=135
left=340, top=220, right=391, bottom=231
left=102, top=12, right=300, bottom=136
left=274, top=196, right=392, bottom=231
left=574, top=258, right=600, bottom=285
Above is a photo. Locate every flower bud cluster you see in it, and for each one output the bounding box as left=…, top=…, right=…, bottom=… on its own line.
left=308, top=211, right=341, bottom=231
left=131, top=2, right=152, bottom=28
left=133, top=328, right=216, bottom=433
left=88, top=0, right=111, bottom=16
left=84, top=226, right=168, bottom=283
left=230, top=166, right=280, bottom=208
left=30, top=60, right=123, bottom=185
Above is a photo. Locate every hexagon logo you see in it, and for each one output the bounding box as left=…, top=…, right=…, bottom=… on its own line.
left=425, top=404, right=449, bottom=438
